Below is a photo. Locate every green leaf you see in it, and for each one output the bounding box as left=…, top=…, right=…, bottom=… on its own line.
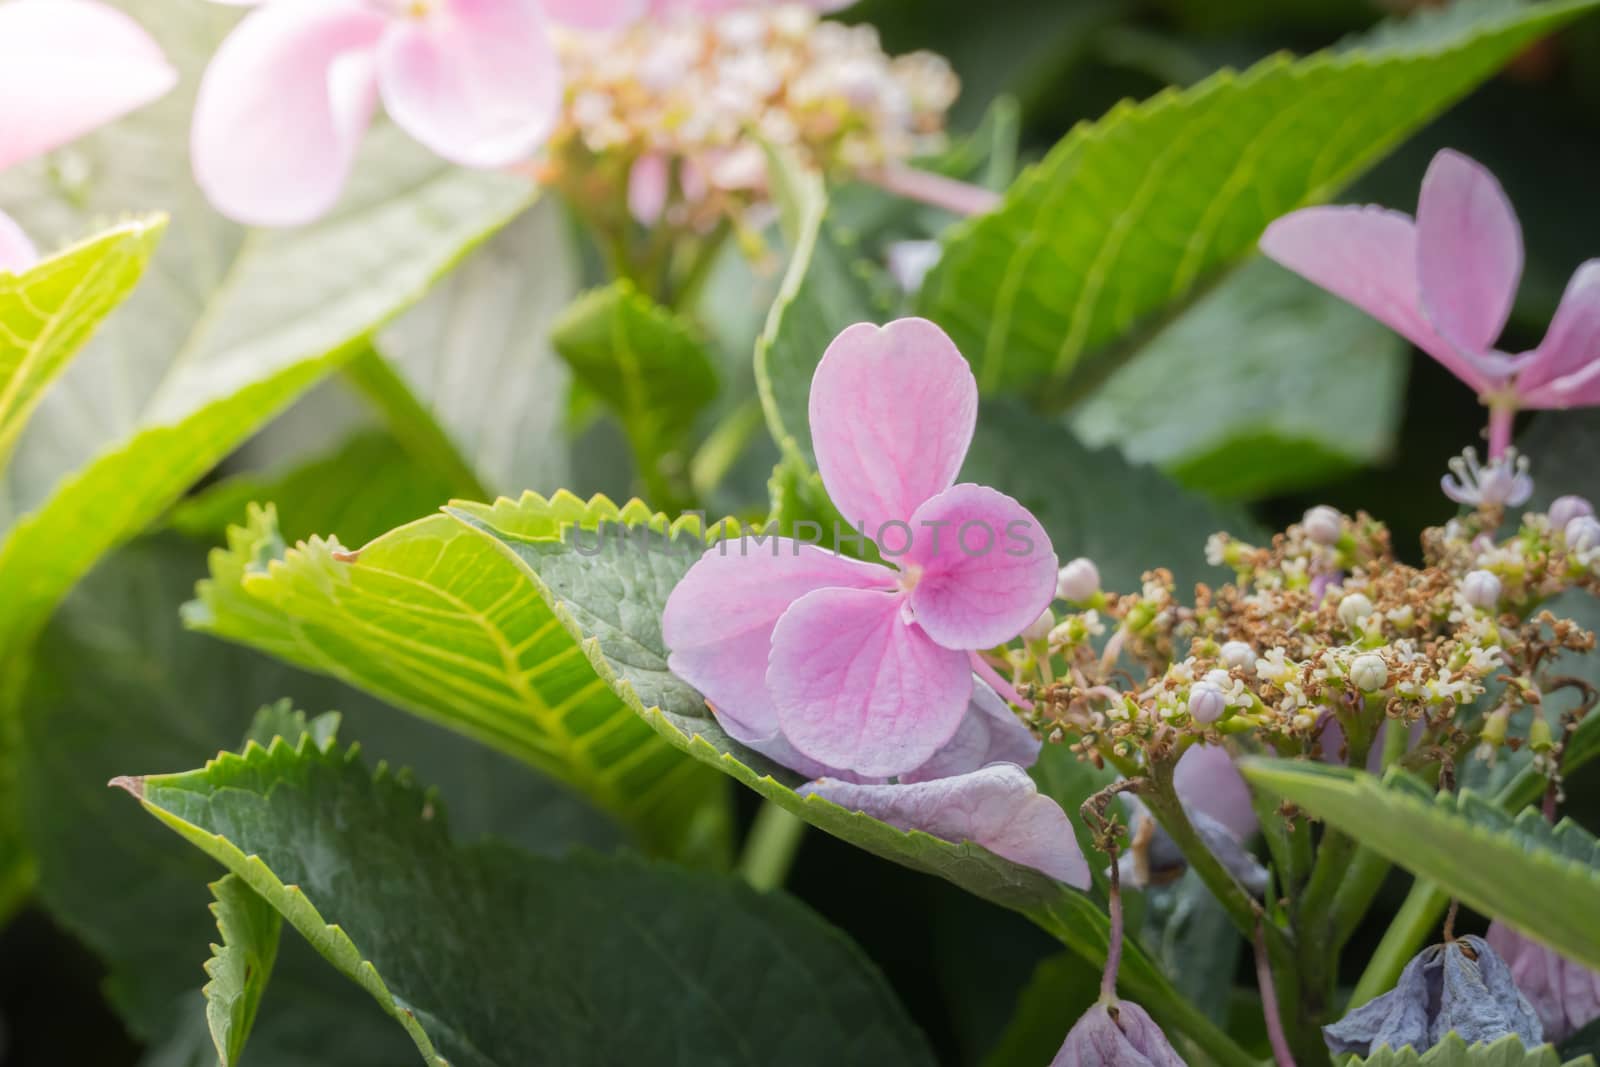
left=1069, top=259, right=1409, bottom=498
left=918, top=0, right=1600, bottom=401
left=203, top=874, right=281, bottom=1067
left=118, top=734, right=938, bottom=1067
left=551, top=279, right=719, bottom=495
left=371, top=201, right=583, bottom=496
left=1240, top=760, right=1600, bottom=970
left=0, top=219, right=163, bottom=469
left=241, top=699, right=342, bottom=753
left=979, top=952, right=1101, bottom=1067
left=1352, top=1031, right=1593, bottom=1066
left=185, top=498, right=730, bottom=862
left=451, top=496, right=1255, bottom=1067
left=19, top=533, right=621, bottom=1045
left=168, top=431, right=460, bottom=549
left=754, top=150, right=884, bottom=463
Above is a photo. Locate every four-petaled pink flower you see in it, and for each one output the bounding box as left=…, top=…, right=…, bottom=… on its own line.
left=192, top=0, right=565, bottom=227
left=663, top=317, right=1058, bottom=778
left=1261, top=149, right=1600, bottom=458
left=0, top=0, right=176, bottom=272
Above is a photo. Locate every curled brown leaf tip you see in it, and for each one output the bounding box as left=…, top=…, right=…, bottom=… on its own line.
left=107, top=775, right=146, bottom=799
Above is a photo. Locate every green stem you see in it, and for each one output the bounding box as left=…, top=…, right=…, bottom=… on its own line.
left=737, top=800, right=806, bottom=891
left=343, top=346, right=489, bottom=500
left=1347, top=763, right=1547, bottom=1006
left=1330, top=717, right=1412, bottom=950
left=689, top=399, right=763, bottom=501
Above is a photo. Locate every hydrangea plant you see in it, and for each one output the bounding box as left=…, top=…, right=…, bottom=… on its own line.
left=3, top=1, right=1600, bottom=1065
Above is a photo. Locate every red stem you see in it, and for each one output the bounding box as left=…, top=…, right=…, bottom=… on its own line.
left=1254, top=923, right=1298, bottom=1067
left=1103, top=843, right=1124, bottom=1001
left=969, top=651, right=1031, bottom=710
left=864, top=164, right=1002, bottom=217
left=1487, top=404, right=1515, bottom=460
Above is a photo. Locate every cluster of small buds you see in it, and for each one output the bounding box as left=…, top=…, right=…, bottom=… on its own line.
left=1017, top=497, right=1599, bottom=778
left=544, top=4, right=957, bottom=238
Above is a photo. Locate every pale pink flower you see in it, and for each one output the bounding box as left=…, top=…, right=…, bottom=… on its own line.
left=191, top=0, right=566, bottom=227
left=663, top=317, right=1057, bottom=778
left=1487, top=920, right=1600, bottom=1042
left=0, top=0, right=176, bottom=271
left=1261, top=149, right=1600, bottom=457
left=1051, top=1000, right=1185, bottom=1066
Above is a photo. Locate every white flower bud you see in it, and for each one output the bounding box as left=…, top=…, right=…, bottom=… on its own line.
left=1189, top=681, right=1226, bottom=724
left=1302, top=505, right=1343, bottom=546
left=1337, top=593, right=1374, bottom=627
left=1549, top=495, right=1594, bottom=531
left=1219, top=641, right=1254, bottom=670
left=1460, top=569, right=1502, bottom=609
left=1203, top=668, right=1233, bottom=689
left=1351, top=653, right=1389, bottom=693
left=1021, top=608, right=1054, bottom=642
left=1055, top=557, right=1100, bottom=602
left=1565, top=515, right=1600, bottom=554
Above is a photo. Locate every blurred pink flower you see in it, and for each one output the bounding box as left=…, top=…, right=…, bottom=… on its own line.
left=663, top=317, right=1057, bottom=778
left=1261, top=149, right=1600, bottom=457
left=1487, top=920, right=1600, bottom=1042
left=0, top=0, right=176, bottom=271
left=192, top=0, right=564, bottom=226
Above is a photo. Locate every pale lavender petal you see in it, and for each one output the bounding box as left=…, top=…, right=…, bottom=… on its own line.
left=1173, top=743, right=1256, bottom=841
left=378, top=0, right=562, bottom=168
left=808, top=317, right=977, bottom=537
left=192, top=0, right=385, bottom=226
left=0, top=211, right=39, bottom=274
left=1488, top=920, right=1600, bottom=1042
left=1517, top=261, right=1600, bottom=406
left=901, top=678, right=1039, bottom=783
left=1260, top=206, right=1496, bottom=394
left=1416, top=149, right=1523, bottom=355
left=628, top=151, right=670, bottom=224
left=900, top=483, right=1057, bottom=651
left=801, top=763, right=1089, bottom=887
left=1052, top=1001, right=1186, bottom=1066
left=0, top=0, right=177, bottom=170
left=663, top=540, right=895, bottom=744
left=769, top=586, right=970, bottom=777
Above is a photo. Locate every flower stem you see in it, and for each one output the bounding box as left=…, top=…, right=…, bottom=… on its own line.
left=863, top=164, right=1002, bottom=217
left=970, top=651, right=1031, bottom=709
left=1486, top=403, right=1515, bottom=460
left=1255, top=923, right=1299, bottom=1067
left=1102, top=837, right=1124, bottom=1001
left=737, top=800, right=806, bottom=891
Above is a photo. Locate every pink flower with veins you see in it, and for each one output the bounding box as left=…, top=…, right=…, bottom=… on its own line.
left=1261, top=149, right=1600, bottom=458
left=663, top=317, right=1058, bottom=779
left=541, top=0, right=853, bottom=28
left=192, top=0, right=569, bottom=227
left=0, top=0, right=176, bottom=272
left=1487, top=920, right=1600, bottom=1042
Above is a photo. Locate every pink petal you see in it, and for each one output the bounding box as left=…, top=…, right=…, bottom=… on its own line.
left=800, top=763, right=1090, bottom=887
left=1260, top=206, right=1496, bottom=394
left=902, top=483, right=1057, bottom=651
left=1416, top=149, right=1523, bottom=355
left=809, top=318, right=977, bottom=537
left=191, top=1, right=385, bottom=227
left=378, top=0, right=561, bottom=169
left=663, top=540, right=895, bottom=744
left=0, top=211, right=39, bottom=274
left=1174, top=743, right=1256, bottom=841
left=769, top=586, right=971, bottom=777
left=901, top=678, right=1040, bottom=783
left=1517, top=260, right=1600, bottom=406
left=541, top=0, right=645, bottom=29
left=628, top=152, right=670, bottom=225
left=0, top=0, right=177, bottom=170
left=1487, top=920, right=1600, bottom=1042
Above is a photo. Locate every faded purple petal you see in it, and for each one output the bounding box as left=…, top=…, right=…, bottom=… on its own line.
left=1052, top=1000, right=1186, bottom=1066
left=1487, top=921, right=1600, bottom=1043
left=901, top=678, right=1039, bottom=783
left=801, top=763, right=1089, bottom=887
left=1174, top=743, right=1257, bottom=841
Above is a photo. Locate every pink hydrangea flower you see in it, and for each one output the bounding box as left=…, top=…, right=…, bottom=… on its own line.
left=1261, top=149, right=1600, bottom=457
left=664, top=316, right=1058, bottom=778
left=1487, top=920, right=1600, bottom=1042
left=191, top=0, right=565, bottom=227
left=544, top=0, right=854, bottom=27
left=0, top=0, right=176, bottom=272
